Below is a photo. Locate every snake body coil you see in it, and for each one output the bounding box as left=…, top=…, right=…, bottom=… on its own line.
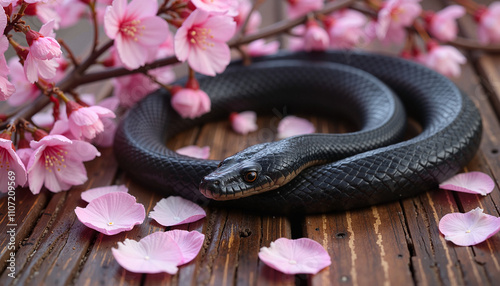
left=114, top=51, right=482, bottom=214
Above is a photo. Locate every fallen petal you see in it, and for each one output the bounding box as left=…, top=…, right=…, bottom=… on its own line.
left=81, top=184, right=129, bottom=203
left=439, top=207, right=500, bottom=246
left=230, top=111, right=258, bottom=135
left=277, top=116, right=315, bottom=139
left=112, top=231, right=182, bottom=274
left=149, top=196, right=206, bottom=227
left=176, top=145, right=210, bottom=159
left=75, top=192, right=145, bottom=235
left=439, top=171, right=495, bottom=196
left=165, top=229, right=205, bottom=264
left=258, top=238, right=331, bottom=274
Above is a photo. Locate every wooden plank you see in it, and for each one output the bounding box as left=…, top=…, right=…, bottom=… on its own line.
left=73, top=175, right=165, bottom=286
left=192, top=118, right=294, bottom=286
left=0, top=148, right=118, bottom=285
left=0, top=189, right=49, bottom=272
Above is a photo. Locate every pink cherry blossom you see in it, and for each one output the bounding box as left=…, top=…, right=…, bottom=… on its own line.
left=75, top=192, right=145, bottom=235
left=24, top=54, right=59, bottom=84
left=25, top=26, right=62, bottom=60
left=33, top=2, right=62, bottom=29
left=54, top=0, right=88, bottom=29
left=376, top=0, right=422, bottom=43
left=439, top=172, right=495, bottom=196
left=7, top=58, right=39, bottom=106
left=112, top=231, right=183, bottom=274
left=27, top=134, right=101, bottom=194
left=230, top=111, right=258, bottom=134
left=23, top=21, right=60, bottom=83
left=425, top=5, right=465, bottom=42
left=303, top=20, right=329, bottom=52
left=0, top=76, right=15, bottom=101
left=16, top=147, right=34, bottom=171
left=439, top=207, right=500, bottom=246
left=165, top=230, right=205, bottom=264
left=421, top=42, right=466, bottom=78
left=1, top=13, right=14, bottom=101
left=477, top=2, right=500, bottom=44
left=81, top=184, right=129, bottom=203
left=176, top=145, right=210, bottom=159
left=170, top=80, right=211, bottom=119
left=104, top=0, right=169, bottom=70
left=0, top=138, right=28, bottom=192
left=288, top=25, right=307, bottom=51
left=0, top=11, right=7, bottom=69
left=112, top=73, right=158, bottom=108
left=277, top=116, right=315, bottom=139
left=325, top=9, right=367, bottom=49
left=66, top=101, right=116, bottom=140
left=233, top=0, right=262, bottom=34
left=93, top=97, right=120, bottom=147
left=286, top=0, right=324, bottom=19
left=149, top=196, right=206, bottom=227
left=258, top=238, right=331, bottom=274
left=174, top=9, right=236, bottom=76
left=246, top=39, right=280, bottom=57
left=191, top=0, right=235, bottom=15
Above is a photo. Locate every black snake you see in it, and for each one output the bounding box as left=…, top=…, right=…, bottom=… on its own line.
left=114, top=51, right=482, bottom=214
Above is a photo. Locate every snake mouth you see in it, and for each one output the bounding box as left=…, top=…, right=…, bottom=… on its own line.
left=199, top=177, right=276, bottom=201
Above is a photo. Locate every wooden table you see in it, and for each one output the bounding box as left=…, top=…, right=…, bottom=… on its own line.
left=1, top=0, right=500, bottom=285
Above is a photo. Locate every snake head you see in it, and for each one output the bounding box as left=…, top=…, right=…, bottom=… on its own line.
left=200, top=158, right=273, bottom=200
left=199, top=143, right=285, bottom=200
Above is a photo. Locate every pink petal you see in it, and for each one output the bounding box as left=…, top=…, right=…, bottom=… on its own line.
left=247, top=39, right=280, bottom=57
left=115, top=34, right=148, bottom=70
left=104, top=4, right=121, bottom=39
left=127, top=0, right=157, bottom=20
left=439, top=172, right=495, bottom=196
left=277, top=116, right=315, bottom=139
left=438, top=5, right=466, bottom=19
left=81, top=185, right=129, bottom=203
left=439, top=208, right=500, bottom=246
left=176, top=145, right=210, bottom=159
left=75, top=192, right=145, bottom=235
left=112, top=231, right=182, bottom=274
left=202, top=14, right=236, bottom=42
left=188, top=42, right=231, bottom=76
left=258, top=238, right=331, bottom=274
left=149, top=196, right=206, bottom=227
left=165, top=230, right=205, bottom=264
left=231, top=111, right=258, bottom=134
left=137, top=17, right=169, bottom=46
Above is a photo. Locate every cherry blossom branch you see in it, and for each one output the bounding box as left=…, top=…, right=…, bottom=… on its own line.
left=63, top=0, right=356, bottom=89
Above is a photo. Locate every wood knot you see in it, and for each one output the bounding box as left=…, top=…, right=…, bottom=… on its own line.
left=239, top=228, right=252, bottom=237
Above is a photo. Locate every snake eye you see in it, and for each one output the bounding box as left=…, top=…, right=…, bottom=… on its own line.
left=243, top=171, right=258, bottom=183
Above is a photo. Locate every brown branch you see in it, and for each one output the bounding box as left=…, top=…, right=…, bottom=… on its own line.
left=89, top=0, right=100, bottom=54
left=58, top=39, right=79, bottom=67
left=448, top=37, right=500, bottom=53
left=237, top=0, right=267, bottom=39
